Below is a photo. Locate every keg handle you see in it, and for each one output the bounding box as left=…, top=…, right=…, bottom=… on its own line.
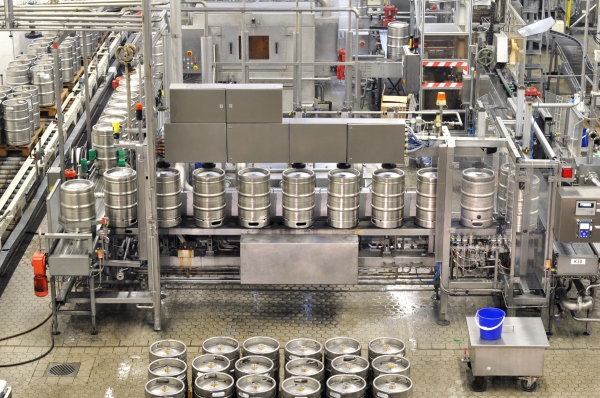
left=136, top=303, right=154, bottom=309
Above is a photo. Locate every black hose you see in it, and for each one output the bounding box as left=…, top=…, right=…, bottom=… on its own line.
left=0, top=313, right=55, bottom=368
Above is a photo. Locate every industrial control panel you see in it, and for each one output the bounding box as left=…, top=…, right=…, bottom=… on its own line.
left=554, top=187, right=600, bottom=242
left=182, top=26, right=203, bottom=73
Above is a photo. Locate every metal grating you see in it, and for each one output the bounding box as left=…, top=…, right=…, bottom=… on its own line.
left=45, top=362, right=80, bottom=377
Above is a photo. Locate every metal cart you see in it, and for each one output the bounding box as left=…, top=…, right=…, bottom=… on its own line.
left=466, top=316, right=550, bottom=392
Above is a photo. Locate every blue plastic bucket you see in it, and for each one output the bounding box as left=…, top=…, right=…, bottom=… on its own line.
left=476, top=308, right=505, bottom=340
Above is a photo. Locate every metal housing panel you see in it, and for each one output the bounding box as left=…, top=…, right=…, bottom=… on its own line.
left=164, top=122, right=227, bottom=163
left=49, top=255, right=90, bottom=276
left=227, top=123, right=289, bottom=163
left=226, top=84, right=283, bottom=123
left=347, top=119, right=405, bottom=163
left=169, top=83, right=226, bottom=123
left=240, top=235, right=359, bottom=284
left=553, top=242, right=599, bottom=275
left=289, top=119, right=347, bottom=163
left=181, top=26, right=204, bottom=73
left=554, top=186, right=600, bottom=242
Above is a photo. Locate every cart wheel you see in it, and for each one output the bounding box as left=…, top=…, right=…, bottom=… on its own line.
left=520, top=379, right=538, bottom=392
left=471, top=377, right=487, bottom=392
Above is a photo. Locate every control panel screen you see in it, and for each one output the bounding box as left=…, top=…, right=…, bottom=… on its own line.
left=576, top=201, right=597, bottom=216
left=579, top=202, right=594, bottom=208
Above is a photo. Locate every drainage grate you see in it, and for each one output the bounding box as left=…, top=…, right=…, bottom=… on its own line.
left=45, top=362, right=80, bottom=377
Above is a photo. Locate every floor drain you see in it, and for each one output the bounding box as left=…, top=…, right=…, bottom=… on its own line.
left=46, top=362, right=80, bottom=377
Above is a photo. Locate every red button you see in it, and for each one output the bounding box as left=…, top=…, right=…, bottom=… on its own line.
left=562, top=167, right=573, bottom=178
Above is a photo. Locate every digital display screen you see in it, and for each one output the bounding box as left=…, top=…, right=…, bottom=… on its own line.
left=578, top=202, right=595, bottom=208
left=580, top=222, right=591, bottom=230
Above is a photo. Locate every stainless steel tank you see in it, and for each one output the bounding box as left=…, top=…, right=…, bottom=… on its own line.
left=371, top=375, right=412, bottom=398
left=497, top=163, right=510, bottom=215
left=149, top=340, right=187, bottom=362
left=147, top=358, right=188, bottom=395
left=156, top=168, right=182, bottom=228
left=284, top=358, right=325, bottom=382
left=460, top=168, right=495, bottom=228
left=144, top=377, right=186, bottom=398
left=234, top=356, right=275, bottom=379
left=416, top=168, right=437, bottom=228
left=324, top=337, right=361, bottom=378
left=5, top=66, right=29, bottom=87
left=326, top=375, right=367, bottom=398
left=13, top=85, right=40, bottom=129
left=507, top=173, right=540, bottom=231
left=31, top=64, right=55, bottom=107
left=371, top=168, right=405, bottom=228
left=368, top=337, right=405, bottom=361
left=92, top=124, right=118, bottom=172
left=193, top=167, right=226, bottom=228
left=236, top=375, right=277, bottom=398
left=58, top=179, right=96, bottom=233
left=103, top=167, right=138, bottom=228
left=327, top=168, right=360, bottom=229
left=194, top=372, right=235, bottom=398
left=284, top=338, right=323, bottom=363
left=371, top=355, right=411, bottom=378
left=282, top=168, right=315, bottom=228
left=281, top=377, right=322, bottom=398
left=331, top=355, right=370, bottom=379
left=387, top=22, right=410, bottom=60
left=3, top=98, right=31, bottom=145
left=191, top=354, right=231, bottom=380
left=59, top=41, right=75, bottom=82
left=238, top=168, right=271, bottom=228
left=7, top=92, right=34, bottom=137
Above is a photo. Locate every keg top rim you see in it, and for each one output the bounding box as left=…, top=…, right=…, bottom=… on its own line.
left=7, top=92, right=32, bottom=99
left=281, top=377, right=321, bottom=392
left=373, top=374, right=412, bottom=392
left=61, top=179, right=94, bottom=191
left=373, top=168, right=404, bottom=179
left=3, top=98, right=28, bottom=106
left=283, top=168, right=315, bottom=179
left=0, top=85, right=13, bottom=92
left=31, top=64, right=52, bottom=70
left=6, top=65, right=29, bottom=72
left=194, top=167, right=225, bottom=178
left=145, top=377, right=185, bottom=395
left=417, top=167, right=437, bottom=179
left=238, top=167, right=270, bottom=179
left=328, top=168, right=360, bottom=179
left=102, top=107, right=130, bottom=116
left=387, top=21, right=409, bottom=28
left=236, top=374, right=276, bottom=390
left=104, top=167, right=136, bottom=179
left=195, top=372, right=234, bottom=390
left=372, top=355, right=410, bottom=369
left=331, top=354, right=369, bottom=369
left=327, top=375, right=367, bottom=392
left=13, top=85, right=37, bottom=93
left=93, top=123, right=116, bottom=133
left=148, top=358, right=188, bottom=375
left=98, top=115, right=127, bottom=123
left=462, top=168, right=495, bottom=180
left=157, top=168, right=180, bottom=178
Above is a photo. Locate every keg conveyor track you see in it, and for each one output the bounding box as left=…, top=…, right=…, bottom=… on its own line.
left=547, top=31, right=596, bottom=95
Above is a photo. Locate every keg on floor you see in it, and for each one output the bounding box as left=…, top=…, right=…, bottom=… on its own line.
left=7, top=92, right=34, bottom=137
left=371, top=168, right=405, bottom=228
left=284, top=358, right=325, bottom=382
left=149, top=340, right=187, bottom=362
left=13, top=85, right=40, bottom=129
left=281, top=377, right=322, bottom=398
left=6, top=66, right=29, bottom=87
left=282, top=168, right=315, bottom=228
left=235, top=356, right=275, bottom=379
left=324, top=337, right=361, bottom=378
left=415, top=168, right=437, bottom=228
left=156, top=168, right=181, bottom=228
left=194, top=372, right=235, bottom=398
left=285, top=338, right=323, bottom=363
left=371, top=355, right=411, bottom=378
left=327, top=168, right=360, bottom=228
left=192, top=354, right=231, bottom=380
left=145, top=377, right=186, bottom=398
left=371, top=374, right=413, bottom=398
left=236, top=375, right=277, bottom=398
left=58, top=179, right=96, bottom=233
left=193, top=167, right=226, bottom=228
left=59, top=41, right=75, bottom=82
left=326, top=375, right=367, bottom=398
left=147, top=358, right=188, bottom=395
left=387, top=22, right=409, bottom=60
left=460, top=168, right=495, bottom=228
left=497, top=163, right=510, bottom=215
left=368, top=337, right=405, bottom=361
left=103, top=167, right=138, bottom=228
left=3, top=98, right=31, bottom=146
left=202, top=337, right=239, bottom=377
left=238, top=168, right=271, bottom=228
left=92, top=124, right=118, bottom=172
left=31, top=64, right=55, bottom=106
left=507, top=173, right=540, bottom=231
left=331, top=355, right=370, bottom=380
left=242, top=336, right=280, bottom=383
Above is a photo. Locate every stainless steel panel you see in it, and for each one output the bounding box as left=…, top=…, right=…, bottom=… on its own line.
left=227, top=123, right=289, bottom=163
left=169, top=83, right=226, bottom=123
left=554, top=186, right=600, bottom=242
left=315, top=18, right=339, bottom=62
left=240, top=235, right=359, bottom=284
left=164, top=122, right=227, bottom=163
left=49, top=255, right=90, bottom=276
left=402, top=47, right=421, bottom=95
left=467, top=317, right=549, bottom=377
left=182, top=26, right=204, bottom=74
left=289, top=119, right=346, bottom=163
left=225, top=84, right=283, bottom=123
left=553, top=241, right=599, bottom=275
left=347, top=120, right=405, bottom=163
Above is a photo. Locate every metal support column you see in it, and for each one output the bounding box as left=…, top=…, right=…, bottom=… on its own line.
left=81, top=32, right=92, bottom=150
left=169, top=0, right=183, bottom=84
left=53, top=41, right=66, bottom=183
